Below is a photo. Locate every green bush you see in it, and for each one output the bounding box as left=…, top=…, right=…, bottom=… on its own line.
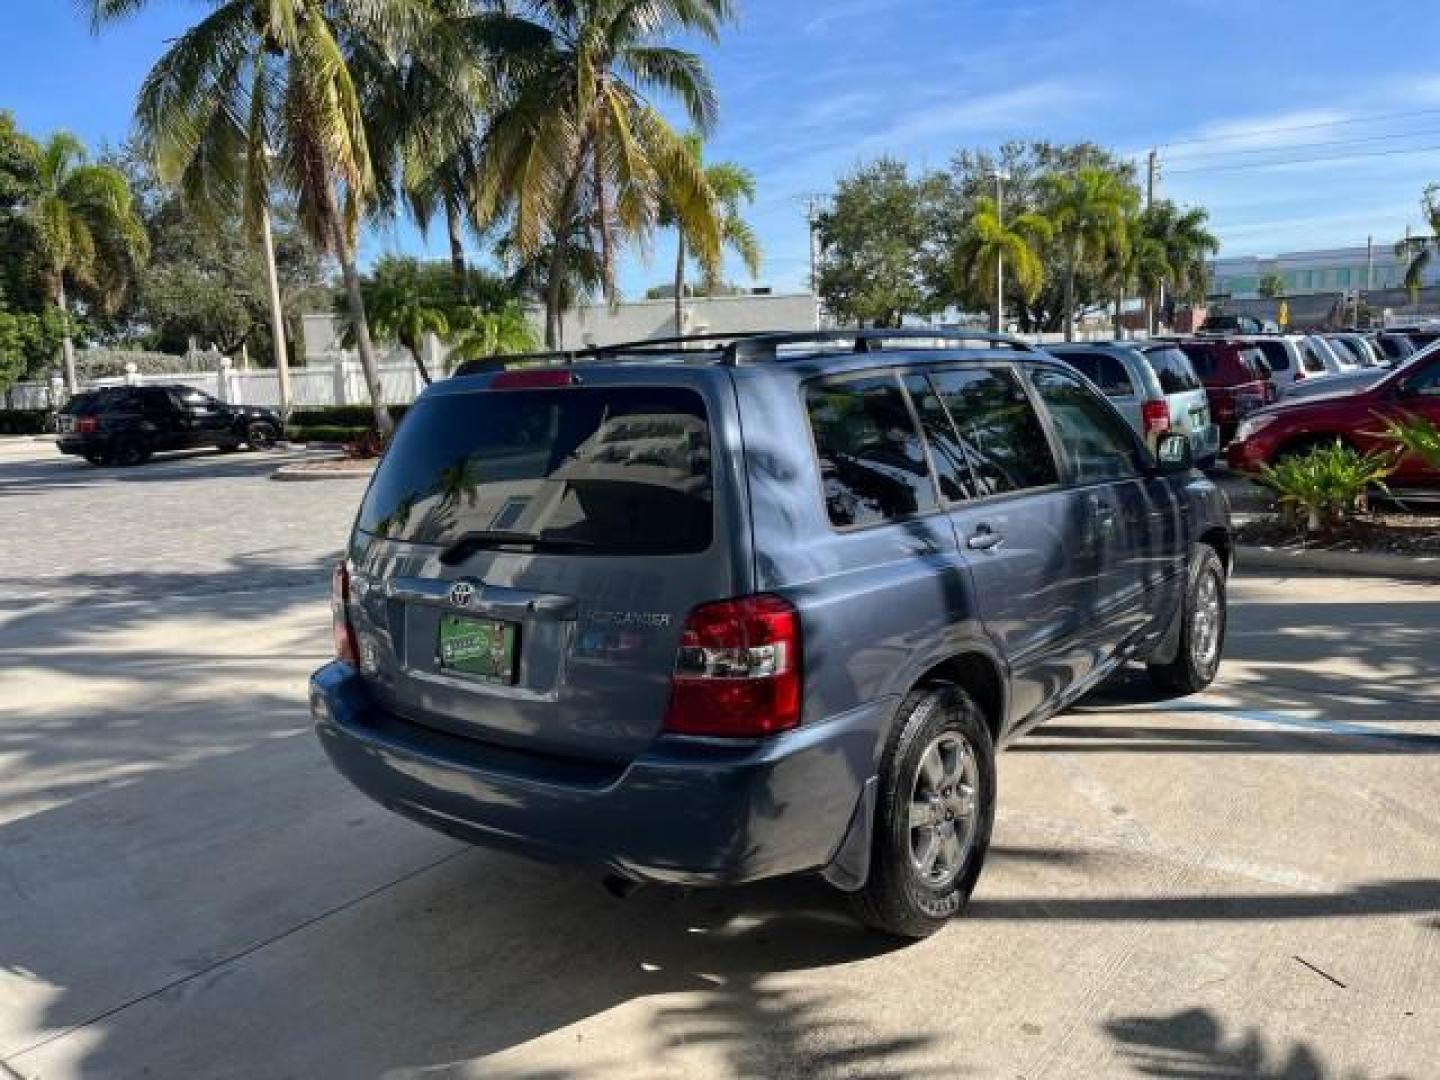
left=290, top=404, right=409, bottom=428
left=285, top=424, right=369, bottom=444
left=0, top=410, right=50, bottom=435
left=1258, top=441, right=1395, bottom=532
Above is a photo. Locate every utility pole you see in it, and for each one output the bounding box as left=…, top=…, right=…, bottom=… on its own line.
left=259, top=201, right=292, bottom=421
left=1366, top=234, right=1374, bottom=291
left=801, top=193, right=827, bottom=329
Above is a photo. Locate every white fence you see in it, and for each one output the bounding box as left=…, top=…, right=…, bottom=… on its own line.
left=2, top=347, right=439, bottom=414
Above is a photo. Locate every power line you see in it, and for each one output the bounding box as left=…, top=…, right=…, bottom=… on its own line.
left=1162, top=126, right=1440, bottom=164
left=1165, top=141, right=1440, bottom=176
left=1155, top=106, right=1440, bottom=151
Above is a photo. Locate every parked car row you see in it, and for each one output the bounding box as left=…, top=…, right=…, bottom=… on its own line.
left=56, top=385, right=283, bottom=466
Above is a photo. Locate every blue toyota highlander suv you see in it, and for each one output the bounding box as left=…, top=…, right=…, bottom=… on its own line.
left=312, top=330, right=1231, bottom=938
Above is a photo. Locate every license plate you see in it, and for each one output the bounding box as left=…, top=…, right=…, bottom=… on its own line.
left=437, top=615, right=517, bottom=683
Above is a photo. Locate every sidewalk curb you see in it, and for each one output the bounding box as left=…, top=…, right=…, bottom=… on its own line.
left=271, top=459, right=376, bottom=482
left=1237, top=544, right=1440, bottom=581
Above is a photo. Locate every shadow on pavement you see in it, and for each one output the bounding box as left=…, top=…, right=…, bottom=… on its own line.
left=1105, top=1008, right=1416, bottom=1079
left=0, top=447, right=314, bottom=496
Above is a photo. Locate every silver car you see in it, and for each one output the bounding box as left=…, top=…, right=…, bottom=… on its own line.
left=1048, top=342, right=1221, bottom=465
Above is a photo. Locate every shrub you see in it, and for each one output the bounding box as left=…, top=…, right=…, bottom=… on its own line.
left=1257, top=442, right=1396, bottom=532
left=0, top=410, right=50, bottom=435
left=1372, top=413, right=1440, bottom=472
left=290, top=404, right=409, bottom=428
left=285, top=424, right=368, bottom=444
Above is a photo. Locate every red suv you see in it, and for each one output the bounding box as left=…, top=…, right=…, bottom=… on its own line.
left=1175, top=340, right=1277, bottom=444
left=1227, top=346, right=1440, bottom=484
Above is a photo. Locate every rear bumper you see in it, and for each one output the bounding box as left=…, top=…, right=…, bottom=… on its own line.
left=56, top=435, right=107, bottom=456
left=310, top=661, right=888, bottom=885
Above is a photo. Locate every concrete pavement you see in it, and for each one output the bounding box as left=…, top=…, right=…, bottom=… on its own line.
left=1, top=445, right=1437, bottom=1079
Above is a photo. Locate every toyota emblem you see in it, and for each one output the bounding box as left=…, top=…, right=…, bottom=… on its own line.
left=448, top=581, right=475, bottom=608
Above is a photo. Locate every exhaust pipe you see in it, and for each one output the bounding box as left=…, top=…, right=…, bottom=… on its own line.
left=603, top=873, right=644, bottom=899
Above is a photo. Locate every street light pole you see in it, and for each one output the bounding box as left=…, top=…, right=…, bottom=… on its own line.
left=992, top=169, right=1009, bottom=334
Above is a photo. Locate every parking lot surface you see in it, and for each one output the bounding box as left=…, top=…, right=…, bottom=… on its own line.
left=2, top=443, right=1437, bottom=1079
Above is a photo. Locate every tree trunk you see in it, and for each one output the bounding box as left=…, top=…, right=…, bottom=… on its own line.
left=594, top=148, right=615, bottom=306
left=445, top=197, right=467, bottom=291
left=56, top=278, right=78, bottom=393
left=405, top=333, right=433, bottom=385
left=674, top=231, right=686, bottom=336
left=1113, top=281, right=1124, bottom=337
left=545, top=231, right=570, bottom=350
left=1063, top=260, right=1077, bottom=342
left=330, top=214, right=393, bottom=436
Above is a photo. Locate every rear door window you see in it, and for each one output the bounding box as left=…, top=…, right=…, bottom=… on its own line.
left=1143, top=346, right=1203, bottom=393
left=1029, top=367, right=1142, bottom=484
left=1054, top=351, right=1134, bottom=397
left=903, top=374, right=978, bottom=503
left=358, top=386, right=714, bottom=554
left=806, top=375, right=937, bottom=528
left=927, top=367, right=1059, bottom=496
left=1249, top=340, right=1291, bottom=374
left=1177, top=344, right=1217, bottom=379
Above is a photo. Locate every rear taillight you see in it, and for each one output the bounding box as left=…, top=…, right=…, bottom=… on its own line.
left=663, top=594, right=802, bottom=737
left=76, top=416, right=99, bottom=433
left=1141, top=400, right=1170, bottom=437
left=332, top=562, right=359, bottom=665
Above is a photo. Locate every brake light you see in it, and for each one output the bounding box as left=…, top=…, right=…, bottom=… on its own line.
left=76, top=416, right=99, bottom=433
left=663, top=595, right=802, bottom=737
left=332, top=562, right=359, bottom=665
left=1141, top=400, right=1170, bottom=437
left=491, top=369, right=578, bottom=390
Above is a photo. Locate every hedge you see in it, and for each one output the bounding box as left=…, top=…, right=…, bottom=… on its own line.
left=285, top=424, right=369, bottom=444
left=0, top=410, right=50, bottom=435
left=290, top=404, right=409, bottom=427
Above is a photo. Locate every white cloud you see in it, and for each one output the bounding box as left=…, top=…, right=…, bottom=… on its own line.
left=856, top=80, right=1097, bottom=153
left=1164, top=108, right=1357, bottom=157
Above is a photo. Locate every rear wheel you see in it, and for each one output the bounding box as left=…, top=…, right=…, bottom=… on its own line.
left=245, top=421, right=278, bottom=451
left=850, top=684, right=996, bottom=939
left=82, top=451, right=108, bottom=467
left=111, top=437, right=151, bottom=467
left=1148, top=545, right=1226, bottom=695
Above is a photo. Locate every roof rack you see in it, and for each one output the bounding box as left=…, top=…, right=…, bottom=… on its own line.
left=450, top=328, right=1034, bottom=377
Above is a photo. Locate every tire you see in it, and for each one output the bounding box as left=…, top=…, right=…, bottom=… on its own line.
left=1147, top=545, right=1227, bottom=695
left=850, top=684, right=996, bottom=939
left=83, top=452, right=108, bottom=467
left=245, top=421, right=277, bottom=451
left=111, top=437, right=151, bottom=467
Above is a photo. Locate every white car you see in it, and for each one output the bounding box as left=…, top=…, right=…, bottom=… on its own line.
left=1241, top=335, right=1341, bottom=392
left=1306, top=334, right=1359, bottom=373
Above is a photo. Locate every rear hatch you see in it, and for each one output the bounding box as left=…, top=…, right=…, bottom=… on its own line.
left=345, top=368, right=750, bottom=764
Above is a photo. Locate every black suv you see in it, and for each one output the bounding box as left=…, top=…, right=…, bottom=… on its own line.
left=56, top=385, right=283, bottom=466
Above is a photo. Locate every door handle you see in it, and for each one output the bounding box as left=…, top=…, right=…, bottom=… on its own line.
left=1094, top=501, right=1117, bottom=530
left=966, top=525, right=1004, bottom=551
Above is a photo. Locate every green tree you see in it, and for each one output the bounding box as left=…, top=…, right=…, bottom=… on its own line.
left=469, top=0, right=732, bottom=347
left=20, top=132, right=148, bottom=390
left=1139, top=200, right=1219, bottom=328
left=343, top=255, right=451, bottom=383
left=817, top=158, right=937, bottom=327
left=90, top=0, right=458, bottom=435
left=949, top=195, right=1051, bottom=332
left=659, top=134, right=760, bottom=334
left=1044, top=164, right=1137, bottom=340
left=1397, top=184, right=1440, bottom=299
left=1257, top=272, right=1287, bottom=300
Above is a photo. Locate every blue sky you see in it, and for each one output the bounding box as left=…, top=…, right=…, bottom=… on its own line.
left=6, top=1, right=1440, bottom=297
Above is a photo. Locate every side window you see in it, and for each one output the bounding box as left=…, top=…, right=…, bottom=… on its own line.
left=903, top=375, right=977, bottom=503
left=141, top=388, right=172, bottom=415
left=805, top=375, right=937, bottom=528
left=1255, top=342, right=1289, bottom=373
left=928, top=367, right=1058, bottom=496
left=1029, top=367, right=1142, bottom=484
left=1146, top=347, right=1203, bottom=393
left=1301, top=343, right=1327, bottom=373
left=1058, top=352, right=1133, bottom=397
left=1401, top=359, right=1440, bottom=397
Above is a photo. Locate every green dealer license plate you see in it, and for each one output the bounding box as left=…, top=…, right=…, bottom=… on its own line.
left=437, top=615, right=517, bottom=683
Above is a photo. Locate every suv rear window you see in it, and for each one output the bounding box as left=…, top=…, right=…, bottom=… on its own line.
left=1177, top=343, right=1216, bottom=378
left=1142, top=346, right=1203, bottom=392
left=1053, top=350, right=1133, bottom=397
left=358, top=386, right=714, bottom=554
left=1248, top=340, right=1291, bottom=374
left=62, top=389, right=127, bottom=415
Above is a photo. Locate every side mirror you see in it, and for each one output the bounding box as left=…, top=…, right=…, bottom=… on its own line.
left=1155, top=432, right=1194, bottom=474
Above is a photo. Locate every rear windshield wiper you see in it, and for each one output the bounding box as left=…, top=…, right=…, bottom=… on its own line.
left=439, top=530, right=594, bottom=564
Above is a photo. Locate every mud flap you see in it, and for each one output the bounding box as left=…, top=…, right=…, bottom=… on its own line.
left=820, top=776, right=877, bottom=892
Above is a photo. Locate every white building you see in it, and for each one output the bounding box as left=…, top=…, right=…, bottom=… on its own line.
left=1209, top=243, right=1440, bottom=300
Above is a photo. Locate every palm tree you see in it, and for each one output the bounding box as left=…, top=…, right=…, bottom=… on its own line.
left=23, top=132, right=147, bottom=391
left=1398, top=184, right=1440, bottom=300
left=1144, top=202, right=1218, bottom=330
left=1110, top=214, right=1166, bottom=337
left=951, top=195, right=1050, bottom=332
left=469, top=0, right=732, bottom=347
left=447, top=302, right=538, bottom=364
left=343, top=256, right=450, bottom=384
left=89, top=0, right=457, bottom=436
left=1044, top=166, right=1136, bottom=341
left=660, top=134, right=760, bottom=335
